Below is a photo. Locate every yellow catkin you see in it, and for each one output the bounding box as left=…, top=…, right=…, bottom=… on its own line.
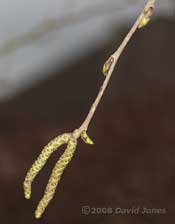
left=23, top=133, right=71, bottom=200
left=35, top=137, right=77, bottom=219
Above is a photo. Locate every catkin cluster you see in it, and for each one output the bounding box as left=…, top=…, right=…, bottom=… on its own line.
left=23, top=133, right=77, bottom=219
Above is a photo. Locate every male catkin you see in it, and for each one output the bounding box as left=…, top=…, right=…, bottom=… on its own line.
left=35, top=137, right=77, bottom=219
left=23, top=133, right=71, bottom=199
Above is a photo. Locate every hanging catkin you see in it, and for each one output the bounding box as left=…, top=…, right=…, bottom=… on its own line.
left=35, top=137, right=77, bottom=218
left=23, top=133, right=71, bottom=199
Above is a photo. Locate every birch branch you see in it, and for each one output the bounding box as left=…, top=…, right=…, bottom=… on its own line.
left=23, top=0, right=156, bottom=218
left=77, top=0, right=156, bottom=137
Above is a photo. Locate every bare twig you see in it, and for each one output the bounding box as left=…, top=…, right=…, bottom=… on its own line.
left=77, top=0, right=156, bottom=136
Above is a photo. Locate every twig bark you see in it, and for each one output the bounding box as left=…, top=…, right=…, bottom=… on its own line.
left=76, top=0, right=156, bottom=137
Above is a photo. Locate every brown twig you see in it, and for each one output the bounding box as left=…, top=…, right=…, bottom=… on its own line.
left=76, top=0, right=156, bottom=137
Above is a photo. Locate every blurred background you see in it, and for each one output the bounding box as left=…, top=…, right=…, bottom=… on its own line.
left=0, top=0, right=175, bottom=223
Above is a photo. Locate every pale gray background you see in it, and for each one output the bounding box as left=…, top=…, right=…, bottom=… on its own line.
left=0, top=0, right=174, bottom=100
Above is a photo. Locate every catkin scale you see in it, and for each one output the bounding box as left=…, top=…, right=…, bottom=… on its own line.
left=23, top=133, right=71, bottom=199
left=81, top=131, right=94, bottom=145
left=35, top=137, right=77, bottom=219
left=102, top=56, right=115, bottom=76
left=138, top=6, right=154, bottom=29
